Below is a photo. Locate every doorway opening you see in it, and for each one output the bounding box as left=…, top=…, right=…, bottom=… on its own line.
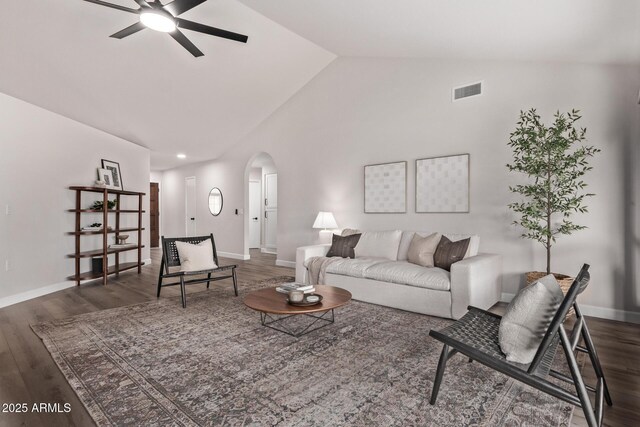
left=244, top=153, right=277, bottom=260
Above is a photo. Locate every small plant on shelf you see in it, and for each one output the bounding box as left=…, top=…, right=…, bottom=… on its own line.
left=91, top=199, right=118, bottom=210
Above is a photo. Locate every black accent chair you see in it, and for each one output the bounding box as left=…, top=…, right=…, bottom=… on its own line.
left=429, top=264, right=611, bottom=427
left=157, top=234, right=238, bottom=308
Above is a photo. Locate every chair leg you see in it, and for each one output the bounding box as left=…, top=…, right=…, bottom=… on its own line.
left=232, top=267, right=238, bottom=296
left=559, top=326, right=598, bottom=427
left=156, top=259, right=165, bottom=298
left=180, top=276, right=187, bottom=308
left=581, top=321, right=613, bottom=406
left=206, top=272, right=211, bottom=289
left=430, top=344, right=450, bottom=405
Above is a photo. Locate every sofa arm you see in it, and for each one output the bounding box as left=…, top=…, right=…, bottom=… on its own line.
left=450, top=253, right=502, bottom=319
left=295, top=244, right=331, bottom=283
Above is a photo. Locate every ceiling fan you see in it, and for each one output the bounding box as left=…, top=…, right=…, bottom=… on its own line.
left=83, top=0, right=248, bottom=57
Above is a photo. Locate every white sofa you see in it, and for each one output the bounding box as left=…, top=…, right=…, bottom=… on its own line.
left=295, top=230, right=502, bottom=319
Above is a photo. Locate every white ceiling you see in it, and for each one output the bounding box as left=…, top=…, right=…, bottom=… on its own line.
left=1, top=1, right=638, bottom=170
left=0, top=0, right=335, bottom=170
left=240, top=0, right=640, bottom=64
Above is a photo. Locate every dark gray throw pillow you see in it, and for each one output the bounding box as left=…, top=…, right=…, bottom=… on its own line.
left=434, top=236, right=470, bottom=271
left=326, top=233, right=361, bottom=258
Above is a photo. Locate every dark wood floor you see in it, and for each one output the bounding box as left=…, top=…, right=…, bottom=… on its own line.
left=0, top=249, right=638, bottom=427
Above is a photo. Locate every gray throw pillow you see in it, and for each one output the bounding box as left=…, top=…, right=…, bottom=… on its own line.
left=498, top=274, right=564, bottom=364
left=407, top=232, right=442, bottom=267
left=433, top=236, right=470, bottom=271
left=326, top=233, right=361, bottom=258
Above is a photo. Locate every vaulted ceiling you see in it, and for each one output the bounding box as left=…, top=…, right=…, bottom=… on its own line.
left=1, top=1, right=638, bottom=170
left=0, top=0, right=335, bottom=170
left=240, top=0, right=640, bottom=64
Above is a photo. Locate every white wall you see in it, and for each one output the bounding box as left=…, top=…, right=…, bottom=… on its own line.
left=0, top=93, right=150, bottom=305
left=160, top=57, right=640, bottom=320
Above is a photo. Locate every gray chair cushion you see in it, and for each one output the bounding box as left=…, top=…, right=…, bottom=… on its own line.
left=498, top=274, right=564, bottom=364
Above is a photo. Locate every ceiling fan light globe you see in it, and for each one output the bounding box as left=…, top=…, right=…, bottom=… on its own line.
left=140, top=11, right=176, bottom=33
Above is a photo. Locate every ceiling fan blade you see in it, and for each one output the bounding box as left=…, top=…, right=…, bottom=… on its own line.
left=163, top=0, right=206, bottom=16
left=176, top=18, right=248, bottom=43
left=110, top=22, right=146, bottom=39
left=132, top=0, right=151, bottom=7
left=83, top=0, right=139, bottom=14
left=170, top=29, right=204, bottom=57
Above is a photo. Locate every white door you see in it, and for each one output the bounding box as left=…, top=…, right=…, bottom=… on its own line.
left=249, top=181, right=261, bottom=248
left=264, top=174, right=277, bottom=249
left=185, top=177, right=196, bottom=236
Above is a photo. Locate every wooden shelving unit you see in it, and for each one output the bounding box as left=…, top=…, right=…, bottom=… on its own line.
left=68, top=186, right=146, bottom=286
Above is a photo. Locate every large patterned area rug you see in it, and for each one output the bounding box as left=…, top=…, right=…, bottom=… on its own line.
left=32, top=276, right=575, bottom=426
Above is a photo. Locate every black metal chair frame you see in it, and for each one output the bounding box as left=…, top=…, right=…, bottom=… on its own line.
left=157, top=234, right=238, bottom=308
left=429, top=264, right=612, bottom=427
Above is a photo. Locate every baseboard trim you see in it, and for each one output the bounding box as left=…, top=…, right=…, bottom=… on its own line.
left=0, top=281, right=76, bottom=309
left=275, top=259, right=296, bottom=269
left=501, top=292, right=640, bottom=324
left=0, top=259, right=154, bottom=309
left=218, top=251, right=250, bottom=261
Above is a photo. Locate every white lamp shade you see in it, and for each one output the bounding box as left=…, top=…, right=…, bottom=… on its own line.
left=312, top=211, right=338, bottom=229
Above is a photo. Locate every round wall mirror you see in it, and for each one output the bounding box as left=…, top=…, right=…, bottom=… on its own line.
left=208, top=187, right=223, bottom=216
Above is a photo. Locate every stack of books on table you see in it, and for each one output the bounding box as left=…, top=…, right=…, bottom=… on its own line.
left=276, top=283, right=315, bottom=294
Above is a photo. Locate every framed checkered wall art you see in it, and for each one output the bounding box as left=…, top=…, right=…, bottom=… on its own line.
left=364, top=161, right=407, bottom=213
left=416, top=154, right=469, bottom=213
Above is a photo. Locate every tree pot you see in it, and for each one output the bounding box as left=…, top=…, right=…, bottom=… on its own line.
left=526, top=271, right=575, bottom=316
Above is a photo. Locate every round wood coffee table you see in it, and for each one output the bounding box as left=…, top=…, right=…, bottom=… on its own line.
left=244, top=285, right=352, bottom=337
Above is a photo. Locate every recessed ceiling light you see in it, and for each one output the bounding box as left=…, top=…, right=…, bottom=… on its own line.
left=139, top=11, right=177, bottom=33
left=177, top=153, right=186, bottom=159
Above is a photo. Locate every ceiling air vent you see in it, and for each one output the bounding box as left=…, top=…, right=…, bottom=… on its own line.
left=453, top=81, right=483, bottom=101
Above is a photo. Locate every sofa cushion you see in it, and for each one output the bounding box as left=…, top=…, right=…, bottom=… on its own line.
left=398, top=231, right=480, bottom=261
left=326, top=233, right=361, bottom=258
left=355, top=230, right=403, bottom=260
left=499, top=274, right=564, bottom=364
left=364, top=261, right=450, bottom=291
left=407, top=232, right=442, bottom=267
left=325, top=257, right=388, bottom=278
left=434, top=236, right=470, bottom=271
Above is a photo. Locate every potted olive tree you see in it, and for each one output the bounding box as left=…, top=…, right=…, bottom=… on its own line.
left=507, top=108, right=599, bottom=295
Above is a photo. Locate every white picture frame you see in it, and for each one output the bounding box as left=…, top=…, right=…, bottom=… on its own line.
left=416, top=154, right=470, bottom=213
left=364, top=161, right=407, bottom=213
left=97, top=168, right=116, bottom=189
left=101, top=159, right=123, bottom=191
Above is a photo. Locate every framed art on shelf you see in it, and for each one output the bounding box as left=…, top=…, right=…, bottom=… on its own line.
left=364, top=161, right=407, bottom=213
left=416, top=153, right=469, bottom=213
left=97, top=168, right=116, bottom=189
left=101, top=159, right=123, bottom=191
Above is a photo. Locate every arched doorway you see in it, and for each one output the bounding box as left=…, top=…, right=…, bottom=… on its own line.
left=243, top=152, right=277, bottom=261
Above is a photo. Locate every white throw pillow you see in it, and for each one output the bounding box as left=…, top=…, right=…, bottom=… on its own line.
left=498, top=274, right=564, bottom=364
left=175, top=240, right=217, bottom=272
left=406, top=232, right=442, bottom=267
left=354, top=230, right=403, bottom=260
